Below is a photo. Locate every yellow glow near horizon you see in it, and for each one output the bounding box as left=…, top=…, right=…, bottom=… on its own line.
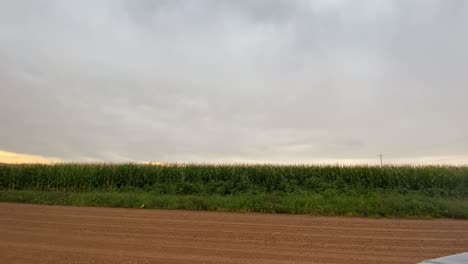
left=0, top=150, right=61, bottom=164
left=0, top=149, right=466, bottom=165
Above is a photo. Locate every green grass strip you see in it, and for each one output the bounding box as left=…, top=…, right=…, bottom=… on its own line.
left=1, top=190, right=467, bottom=219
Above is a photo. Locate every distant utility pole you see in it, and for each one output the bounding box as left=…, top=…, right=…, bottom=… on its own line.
left=377, top=154, right=384, bottom=166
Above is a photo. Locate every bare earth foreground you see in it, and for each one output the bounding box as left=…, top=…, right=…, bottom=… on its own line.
left=0, top=203, right=467, bottom=264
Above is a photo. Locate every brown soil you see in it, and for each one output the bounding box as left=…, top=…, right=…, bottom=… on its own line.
left=0, top=203, right=467, bottom=264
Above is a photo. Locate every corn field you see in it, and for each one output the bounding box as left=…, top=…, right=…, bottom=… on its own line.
left=1, top=163, right=467, bottom=197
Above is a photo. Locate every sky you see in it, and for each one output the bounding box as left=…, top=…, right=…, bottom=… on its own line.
left=0, top=0, right=467, bottom=164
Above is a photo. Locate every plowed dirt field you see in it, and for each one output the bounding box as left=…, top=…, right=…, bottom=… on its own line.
left=0, top=203, right=467, bottom=264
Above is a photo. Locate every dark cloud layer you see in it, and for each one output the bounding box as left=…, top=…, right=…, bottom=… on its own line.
left=0, top=0, right=467, bottom=164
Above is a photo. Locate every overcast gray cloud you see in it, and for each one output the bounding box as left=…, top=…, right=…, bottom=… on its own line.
left=0, top=0, right=467, bottom=164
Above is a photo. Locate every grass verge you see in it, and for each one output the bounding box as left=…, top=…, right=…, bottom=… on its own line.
left=1, top=190, right=467, bottom=219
